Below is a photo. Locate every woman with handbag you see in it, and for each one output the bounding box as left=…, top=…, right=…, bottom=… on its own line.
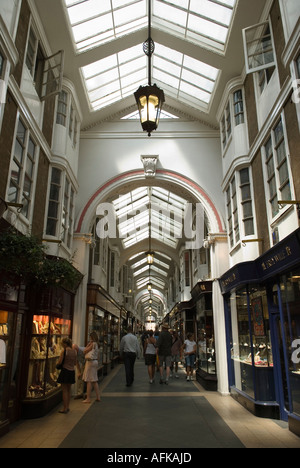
left=57, top=337, right=79, bottom=413
left=82, top=332, right=101, bottom=403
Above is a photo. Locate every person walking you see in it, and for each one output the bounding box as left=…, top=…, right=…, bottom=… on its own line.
left=157, top=323, right=173, bottom=385
left=171, top=330, right=183, bottom=378
left=182, top=333, right=197, bottom=381
left=72, top=343, right=85, bottom=399
left=82, top=332, right=101, bottom=403
left=120, top=327, right=140, bottom=387
left=144, top=330, right=157, bottom=383
left=57, top=337, right=79, bottom=414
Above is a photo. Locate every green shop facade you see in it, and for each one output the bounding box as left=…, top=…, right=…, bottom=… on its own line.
left=220, top=228, right=300, bottom=437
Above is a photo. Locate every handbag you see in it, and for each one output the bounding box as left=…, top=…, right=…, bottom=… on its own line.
left=56, top=350, right=66, bottom=370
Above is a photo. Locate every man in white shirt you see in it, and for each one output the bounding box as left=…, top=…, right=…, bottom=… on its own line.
left=120, top=327, right=140, bottom=387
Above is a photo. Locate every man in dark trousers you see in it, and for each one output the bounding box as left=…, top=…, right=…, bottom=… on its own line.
left=120, top=327, right=140, bottom=387
left=157, top=323, right=173, bottom=385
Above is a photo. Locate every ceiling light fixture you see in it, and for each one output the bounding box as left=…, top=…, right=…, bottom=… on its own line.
left=134, top=0, right=165, bottom=137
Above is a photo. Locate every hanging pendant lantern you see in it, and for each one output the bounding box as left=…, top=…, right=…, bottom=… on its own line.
left=134, top=84, right=165, bottom=137
left=134, top=2, right=165, bottom=137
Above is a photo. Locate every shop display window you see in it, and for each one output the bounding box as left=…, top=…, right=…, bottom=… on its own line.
left=0, top=310, right=19, bottom=423
left=279, top=271, right=300, bottom=417
left=111, top=317, right=120, bottom=358
left=229, top=285, right=273, bottom=399
left=196, top=297, right=216, bottom=375
left=87, top=307, right=104, bottom=367
left=26, top=314, right=71, bottom=399
left=249, top=286, right=273, bottom=368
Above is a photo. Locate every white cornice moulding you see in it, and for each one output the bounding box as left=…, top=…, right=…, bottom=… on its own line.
left=80, top=130, right=220, bottom=140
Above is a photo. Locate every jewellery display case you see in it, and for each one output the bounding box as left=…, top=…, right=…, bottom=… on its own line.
left=229, top=286, right=276, bottom=403
left=192, top=281, right=217, bottom=391
left=22, top=287, right=74, bottom=419
left=26, top=314, right=71, bottom=399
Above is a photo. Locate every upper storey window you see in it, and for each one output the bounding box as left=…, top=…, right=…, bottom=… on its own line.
left=8, top=118, right=38, bottom=221
left=24, top=24, right=64, bottom=101
left=242, top=21, right=275, bottom=74
left=263, top=117, right=291, bottom=219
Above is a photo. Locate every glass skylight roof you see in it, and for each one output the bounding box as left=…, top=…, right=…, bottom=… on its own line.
left=153, top=0, right=237, bottom=49
left=112, top=187, right=187, bottom=250
left=64, top=0, right=147, bottom=53
left=64, top=0, right=236, bottom=113
left=81, top=42, right=219, bottom=111
left=64, top=0, right=236, bottom=53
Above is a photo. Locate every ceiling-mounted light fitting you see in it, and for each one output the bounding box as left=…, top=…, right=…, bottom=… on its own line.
left=146, top=250, right=155, bottom=265
left=134, top=1, right=165, bottom=137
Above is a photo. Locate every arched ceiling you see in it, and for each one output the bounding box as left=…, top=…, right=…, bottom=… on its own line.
left=33, top=0, right=270, bottom=320
left=34, top=0, right=268, bottom=129
left=98, top=184, right=193, bottom=318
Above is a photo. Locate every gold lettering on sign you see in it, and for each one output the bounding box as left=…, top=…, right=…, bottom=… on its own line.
left=261, top=246, right=292, bottom=271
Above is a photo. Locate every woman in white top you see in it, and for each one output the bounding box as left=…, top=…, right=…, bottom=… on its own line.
left=143, top=330, right=157, bottom=383
left=181, top=333, right=197, bottom=381
left=82, top=332, right=101, bottom=403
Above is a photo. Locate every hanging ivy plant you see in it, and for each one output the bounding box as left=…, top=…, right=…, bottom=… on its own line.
left=0, top=229, right=82, bottom=292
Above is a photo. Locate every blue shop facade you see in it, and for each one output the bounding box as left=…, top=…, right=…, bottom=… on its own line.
left=219, top=228, right=300, bottom=437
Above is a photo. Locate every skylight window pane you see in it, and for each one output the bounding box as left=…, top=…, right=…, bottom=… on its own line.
left=67, top=0, right=111, bottom=25
left=82, top=56, right=117, bottom=79
left=86, top=69, right=119, bottom=91
left=188, top=14, right=228, bottom=43
left=180, top=83, right=211, bottom=103
left=155, top=43, right=183, bottom=64
left=154, top=2, right=187, bottom=28
left=154, top=56, right=181, bottom=78
left=64, top=0, right=147, bottom=51
left=121, top=70, right=146, bottom=88
left=166, top=0, right=189, bottom=7
left=153, top=0, right=236, bottom=50
left=119, top=57, right=145, bottom=76
left=112, top=0, right=138, bottom=7
left=183, top=56, right=219, bottom=80
left=72, top=14, right=113, bottom=44
left=153, top=69, right=180, bottom=90
left=190, top=0, right=233, bottom=26
left=181, top=69, right=215, bottom=93
left=89, top=81, right=120, bottom=102
left=92, top=91, right=121, bottom=110
left=114, top=2, right=145, bottom=27
left=118, top=45, right=143, bottom=64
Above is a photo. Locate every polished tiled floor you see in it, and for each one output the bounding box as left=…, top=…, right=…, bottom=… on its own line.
left=1, top=362, right=300, bottom=449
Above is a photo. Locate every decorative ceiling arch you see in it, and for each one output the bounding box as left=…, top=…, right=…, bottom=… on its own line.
left=75, top=169, right=225, bottom=235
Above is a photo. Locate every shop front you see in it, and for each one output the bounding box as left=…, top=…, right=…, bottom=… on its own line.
left=169, top=282, right=217, bottom=390
left=220, top=228, right=300, bottom=436
left=191, top=281, right=217, bottom=391
left=0, top=281, right=26, bottom=436
left=87, top=284, right=121, bottom=377
left=21, top=287, right=75, bottom=419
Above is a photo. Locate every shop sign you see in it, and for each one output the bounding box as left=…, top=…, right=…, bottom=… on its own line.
left=220, top=229, right=300, bottom=294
